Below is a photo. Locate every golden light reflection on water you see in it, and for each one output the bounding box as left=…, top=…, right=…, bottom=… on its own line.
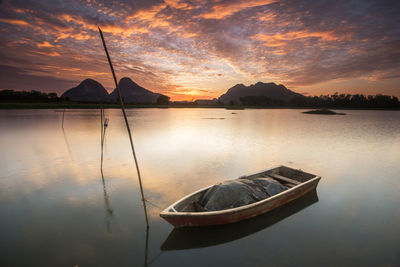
left=1, top=109, right=400, bottom=205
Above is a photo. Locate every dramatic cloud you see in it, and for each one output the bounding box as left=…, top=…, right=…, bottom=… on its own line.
left=0, top=0, right=399, bottom=99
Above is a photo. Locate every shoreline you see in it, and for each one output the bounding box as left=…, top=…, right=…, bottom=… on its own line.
left=0, top=102, right=399, bottom=110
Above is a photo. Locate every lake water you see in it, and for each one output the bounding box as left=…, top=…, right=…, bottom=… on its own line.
left=0, top=108, right=399, bottom=266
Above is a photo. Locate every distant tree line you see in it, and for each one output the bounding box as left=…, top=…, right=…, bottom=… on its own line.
left=0, top=90, right=60, bottom=102
left=156, top=95, right=170, bottom=105
left=240, top=93, right=400, bottom=109
left=0, top=89, right=172, bottom=105
left=1, top=89, right=399, bottom=109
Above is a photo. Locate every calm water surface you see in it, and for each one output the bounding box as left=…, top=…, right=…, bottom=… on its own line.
left=0, top=109, right=399, bottom=266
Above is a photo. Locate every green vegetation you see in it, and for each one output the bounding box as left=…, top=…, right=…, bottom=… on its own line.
left=0, top=89, right=58, bottom=102
left=290, top=93, right=400, bottom=109
left=0, top=102, right=228, bottom=109
left=1, top=89, right=399, bottom=109
left=240, top=93, right=400, bottom=109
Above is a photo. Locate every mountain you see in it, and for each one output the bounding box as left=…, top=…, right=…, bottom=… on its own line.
left=218, top=82, right=304, bottom=105
left=110, top=77, right=169, bottom=104
left=61, top=79, right=110, bottom=102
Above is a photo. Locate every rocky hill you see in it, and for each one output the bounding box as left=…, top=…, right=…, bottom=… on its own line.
left=218, top=82, right=304, bottom=105
left=110, top=77, right=169, bottom=104
left=61, top=78, right=169, bottom=104
left=61, top=79, right=110, bottom=102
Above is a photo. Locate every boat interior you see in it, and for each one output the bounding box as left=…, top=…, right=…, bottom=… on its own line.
left=169, top=166, right=317, bottom=213
left=246, top=165, right=316, bottom=187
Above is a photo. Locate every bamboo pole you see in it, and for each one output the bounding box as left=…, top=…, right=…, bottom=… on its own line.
left=101, top=104, right=104, bottom=143
left=100, top=105, right=104, bottom=170
left=98, top=27, right=149, bottom=228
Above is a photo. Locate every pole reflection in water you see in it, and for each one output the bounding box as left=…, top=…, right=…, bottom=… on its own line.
left=61, top=112, right=73, bottom=161
left=161, top=189, right=319, bottom=250
left=100, top=108, right=113, bottom=233
left=61, top=108, right=65, bottom=129
left=144, top=226, right=164, bottom=267
left=100, top=168, right=114, bottom=233
left=144, top=226, right=149, bottom=267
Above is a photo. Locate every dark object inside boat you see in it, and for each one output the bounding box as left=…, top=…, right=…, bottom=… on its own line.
left=182, top=177, right=288, bottom=212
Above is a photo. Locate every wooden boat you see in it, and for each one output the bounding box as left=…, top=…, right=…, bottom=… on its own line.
left=160, top=165, right=321, bottom=227
left=161, top=189, right=319, bottom=250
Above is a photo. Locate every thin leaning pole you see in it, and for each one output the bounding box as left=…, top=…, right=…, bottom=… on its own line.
left=98, top=27, right=149, bottom=228
left=101, top=104, right=106, bottom=149
left=100, top=104, right=104, bottom=170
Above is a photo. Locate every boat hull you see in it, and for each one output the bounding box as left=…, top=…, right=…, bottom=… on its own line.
left=160, top=166, right=321, bottom=227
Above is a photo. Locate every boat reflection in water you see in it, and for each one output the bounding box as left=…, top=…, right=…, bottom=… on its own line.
left=161, top=189, right=319, bottom=250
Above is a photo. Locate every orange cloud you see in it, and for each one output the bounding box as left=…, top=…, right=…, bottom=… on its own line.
left=60, top=14, right=97, bottom=31
left=0, top=18, right=29, bottom=26
left=255, top=34, right=285, bottom=47
left=60, top=14, right=148, bottom=37
left=101, top=24, right=148, bottom=35
left=126, top=3, right=166, bottom=21
left=37, top=41, right=54, bottom=48
left=255, top=30, right=341, bottom=48
left=55, top=32, right=92, bottom=41
left=126, top=0, right=195, bottom=23
left=258, top=13, right=276, bottom=22
left=276, top=31, right=339, bottom=42
left=149, top=18, right=170, bottom=28
left=31, top=51, right=61, bottom=57
left=164, top=0, right=196, bottom=10
left=72, top=71, right=109, bottom=77
left=201, top=0, right=276, bottom=19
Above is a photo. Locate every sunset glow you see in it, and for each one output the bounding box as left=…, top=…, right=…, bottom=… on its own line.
left=0, top=0, right=399, bottom=100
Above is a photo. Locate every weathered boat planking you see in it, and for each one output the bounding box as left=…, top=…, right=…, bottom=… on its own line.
left=160, top=165, right=321, bottom=227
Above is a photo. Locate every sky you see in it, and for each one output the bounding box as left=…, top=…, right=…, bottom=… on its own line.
left=0, top=0, right=399, bottom=100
